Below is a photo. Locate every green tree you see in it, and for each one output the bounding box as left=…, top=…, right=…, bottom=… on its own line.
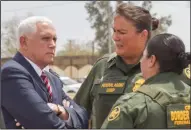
left=1, top=16, right=20, bottom=58
left=85, top=1, right=114, bottom=56
left=141, top=1, right=172, bottom=38
left=1, top=13, right=34, bottom=58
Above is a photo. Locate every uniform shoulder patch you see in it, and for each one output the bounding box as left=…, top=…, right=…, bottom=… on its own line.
left=132, top=78, right=145, bottom=92
left=184, top=64, right=190, bottom=79
left=167, top=104, right=190, bottom=128
left=108, top=106, right=120, bottom=121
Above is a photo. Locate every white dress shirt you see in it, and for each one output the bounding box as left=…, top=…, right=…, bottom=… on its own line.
left=24, top=56, right=49, bottom=76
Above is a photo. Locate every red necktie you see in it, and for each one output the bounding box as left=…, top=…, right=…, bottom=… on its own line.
left=41, top=71, right=53, bottom=102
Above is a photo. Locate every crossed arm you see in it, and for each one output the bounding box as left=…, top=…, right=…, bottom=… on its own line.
left=1, top=68, right=88, bottom=129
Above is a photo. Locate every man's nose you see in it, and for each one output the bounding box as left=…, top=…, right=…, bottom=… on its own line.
left=49, top=40, right=56, bottom=48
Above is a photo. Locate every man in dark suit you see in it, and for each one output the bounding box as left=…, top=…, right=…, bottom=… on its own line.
left=1, top=16, right=88, bottom=129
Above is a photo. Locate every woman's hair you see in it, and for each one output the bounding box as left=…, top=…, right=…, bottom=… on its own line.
left=115, top=3, right=159, bottom=39
left=146, top=33, right=190, bottom=74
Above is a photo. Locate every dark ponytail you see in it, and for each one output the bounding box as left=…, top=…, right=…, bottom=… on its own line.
left=152, top=17, right=159, bottom=31
left=178, top=52, right=191, bottom=69
left=146, top=33, right=189, bottom=74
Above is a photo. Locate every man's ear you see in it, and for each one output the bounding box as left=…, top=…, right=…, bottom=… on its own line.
left=20, top=36, right=28, bottom=50
left=148, top=55, right=157, bottom=68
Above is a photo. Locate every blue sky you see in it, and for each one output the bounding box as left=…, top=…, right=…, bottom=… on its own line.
left=1, top=1, right=190, bottom=52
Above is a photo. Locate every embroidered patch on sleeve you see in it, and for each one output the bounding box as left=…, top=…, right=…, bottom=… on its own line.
left=108, top=106, right=121, bottom=121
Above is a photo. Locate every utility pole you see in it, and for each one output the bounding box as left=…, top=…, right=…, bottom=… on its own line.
left=92, top=41, right=94, bottom=57
left=69, top=40, right=72, bottom=55
left=69, top=40, right=72, bottom=78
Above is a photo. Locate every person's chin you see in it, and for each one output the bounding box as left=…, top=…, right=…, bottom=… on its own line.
left=47, top=54, right=54, bottom=60
left=49, top=58, right=54, bottom=63
left=46, top=58, right=54, bottom=64
left=115, top=49, right=124, bottom=57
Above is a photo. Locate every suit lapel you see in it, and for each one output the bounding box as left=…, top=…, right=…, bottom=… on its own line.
left=13, top=52, right=48, bottom=94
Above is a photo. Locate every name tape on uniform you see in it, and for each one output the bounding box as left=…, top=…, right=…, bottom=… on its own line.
left=98, top=81, right=126, bottom=94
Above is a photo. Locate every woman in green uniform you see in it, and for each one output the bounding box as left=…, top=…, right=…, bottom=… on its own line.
left=74, top=3, right=159, bottom=128
left=102, top=33, right=191, bottom=129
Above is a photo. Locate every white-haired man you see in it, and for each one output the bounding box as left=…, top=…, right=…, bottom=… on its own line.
left=1, top=16, right=88, bottom=129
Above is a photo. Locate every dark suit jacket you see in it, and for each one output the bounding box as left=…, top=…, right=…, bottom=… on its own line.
left=1, top=52, right=88, bottom=129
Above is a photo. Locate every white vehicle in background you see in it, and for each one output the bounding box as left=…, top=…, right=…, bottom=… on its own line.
left=60, top=77, right=82, bottom=93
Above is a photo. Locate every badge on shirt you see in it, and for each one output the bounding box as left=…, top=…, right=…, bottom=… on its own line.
left=184, top=64, right=190, bottom=79
left=132, top=78, right=145, bottom=92
left=108, top=106, right=121, bottom=121
left=98, top=79, right=126, bottom=94
left=167, top=104, right=191, bottom=128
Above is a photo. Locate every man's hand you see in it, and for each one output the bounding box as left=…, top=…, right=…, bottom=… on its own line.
left=62, top=99, right=73, bottom=108
left=47, top=103, right=59, bottom=112
left=15, top=102, right=71, bottom=128
left=47, top=103, right=69, bottom=120
left=15, top=119, right=24, bottom=129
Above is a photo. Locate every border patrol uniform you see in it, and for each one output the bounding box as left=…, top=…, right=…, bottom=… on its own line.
left=102, top=72, right=191, bottom=129
left=74, top=52, right=142, bottom=128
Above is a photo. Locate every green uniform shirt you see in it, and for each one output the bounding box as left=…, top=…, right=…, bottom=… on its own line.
left=73, top=52, right=142, bottom=128
left=102, top=72, right=191, bottom=129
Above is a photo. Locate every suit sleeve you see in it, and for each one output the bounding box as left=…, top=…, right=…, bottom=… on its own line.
left=1, top=68, right=74, bottom=129
left=61, top=89, right=89, bottom=129
left=47, top=70, right=89, bottom=129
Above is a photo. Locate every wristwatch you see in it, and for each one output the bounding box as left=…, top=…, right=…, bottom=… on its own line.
left=56, top=104, right=62, bottom=116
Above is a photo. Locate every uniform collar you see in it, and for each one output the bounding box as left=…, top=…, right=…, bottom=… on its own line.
left=107, top=52, right=117, bottom=62
left=107, top=53, right=140, bottom=74
left=144, top=72, right=180, bottom=85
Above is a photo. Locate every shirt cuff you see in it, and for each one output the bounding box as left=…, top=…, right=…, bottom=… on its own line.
left=64, top=107, right=73, bottom=127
